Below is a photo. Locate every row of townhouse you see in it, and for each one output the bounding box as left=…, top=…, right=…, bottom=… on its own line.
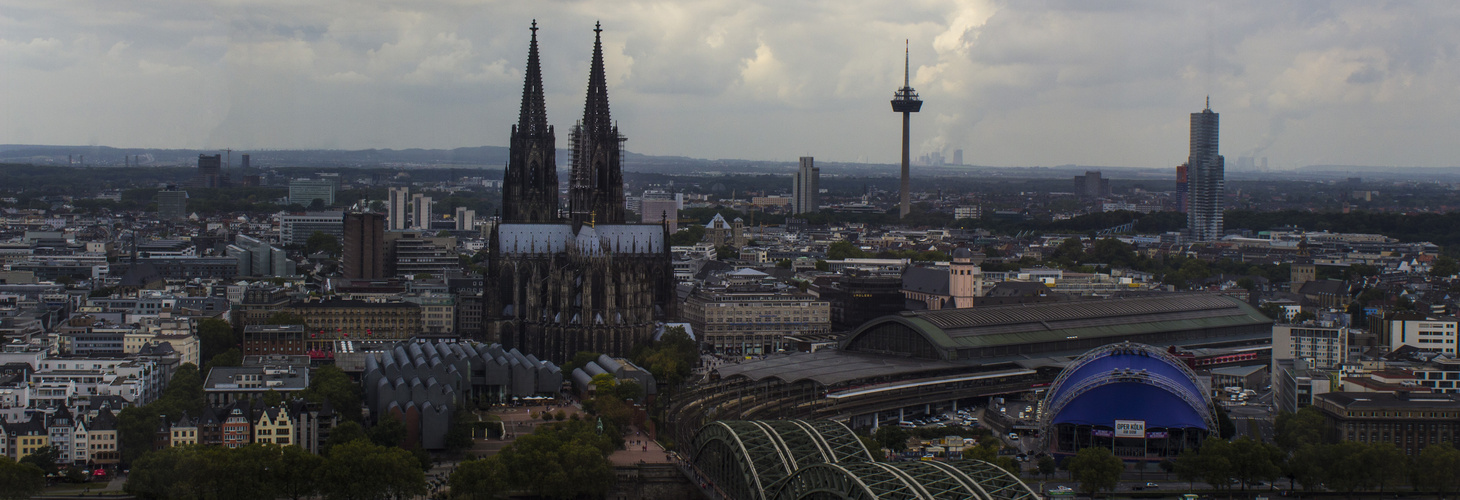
left=0, top=405, right=120, bottom=465
left=155, top=399, right=339, bottom=454
left=0, top=397, right=340, bottom=463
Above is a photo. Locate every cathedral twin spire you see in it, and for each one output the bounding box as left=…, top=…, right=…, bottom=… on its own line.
left=501, top=20, right=624, bottom=227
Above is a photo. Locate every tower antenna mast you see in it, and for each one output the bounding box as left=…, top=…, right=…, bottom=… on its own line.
left=890, top=40, right=923, bottom=219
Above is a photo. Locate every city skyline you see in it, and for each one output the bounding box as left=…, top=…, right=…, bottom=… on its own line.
left=4, top=2, right=1460, bottom=169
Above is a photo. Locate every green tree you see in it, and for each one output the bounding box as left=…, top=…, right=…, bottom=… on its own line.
left=197, top=317, right=236, bottom=362
left=304, top=364, right=363, bottom=422
left=1228, top=436, right=1283, bottom=490
left=614, top=380, right=643, bottom=402
left=306, top=231, right=343, bottom=257
left=668, top=225, right=705, bottom=246
left=262, top=388, right=284, bottom=407
left=265, top=311, right=308, bottom=325
left=1434, top=256, right=1459, bottom=277
left=450, top=457, right=508, bottom=500
left=589, top=373, right=617, bottom=396
left=1177, top=438, right=1235, bottom=491
left=0, top=456, right=45, bottom=500
left=117, top=405, right=161, bottom=463
left=1052, top=237, right=1085, bottom=263
left=1365, top=442, right=1406, bottom=494
left=205, top=347, right=243, bottom=372
left=1259, top=303, right=1285, bottom=320
left=634, top=326, right=698, bottom=389
left=370, top=414, right=407, bottom=448
left=1285, top=443, right=1326, bottom=493
left=1275, top=407, right=1326, bottom=453
left=318, top=440, right=427, bottom=500
left=444, top=407, right=478, bottom=453
left=826, top=241, right=866, bottom=260
left=1412, top=443, right=1460, bottom=497
left=158, top=362, right=206, bottom=417
left=496, top=420, right=615, bottom=499
left=562, top=351, right=602, bottom=375
left=814, top=259, right=829, bottom=271
left=18, top=445, right=59, bottom=476
left=325, top=421, right=369, bottom=454
left=1214, top=404, right=1236, bottom=439
left=1321, top=441, right=1374, bottom=497
left=1067, top=446, right=1123, bottom=497
left=1037, top=455, right=1058, bottom=479
left=276, top=444, right=325, bottom=500
left=873, top=425, right=909, bottom=453
left=1236, top=277, right=1256, bottom=291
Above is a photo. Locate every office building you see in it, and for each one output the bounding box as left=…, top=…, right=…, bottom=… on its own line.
left=280, top=212, right=344, bottom=246
left=284, top=299, right=422, bottom=343
left=196, top=154, right=223, bottom=188
left=954, top=206, right=982, bottom=220
left=226, top=234, right=295, bottom=277
left=1313, top=392, right=1460, bottom=456
left=387, top=187, right=409, bottom=230
left=1273, top=324, right=1348, bottom=369
left=240, top=154, right=250, bottom=169
left=241, top=325, right=307, bottom=356
left=410, top=193, right=433, bottom=229
left=156, top=188, right=187, bottom=221
left=640, top=191, right=681, bottom=233
left=952, top=149, right=963, bottom=165
left=1389, top=315, right=1459, bottom=354
left=288, top=179, right=336, bottom=207
left=682, top=284, right=832, bottom=355
left=385, top=233, right=457, bottom=278
left=793, top=156, right=820, bottom=214
left=342, top=213, right=386, bottom=279
left=1175, top=164, right=1189, bottom=213
left=454, top=207, right=476, bottom=231
left=1186, top=99, right=1224, bottom=241
left=1073, top=171, right=1109, bottom=198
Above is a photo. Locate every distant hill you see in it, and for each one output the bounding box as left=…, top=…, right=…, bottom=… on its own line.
left=4, top=144, right=1452, bottom=182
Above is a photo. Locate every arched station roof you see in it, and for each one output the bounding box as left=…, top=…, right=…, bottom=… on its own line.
left=690, top=419, right=1037, bottom=500
left=840, top=294, right=1270, bottom=361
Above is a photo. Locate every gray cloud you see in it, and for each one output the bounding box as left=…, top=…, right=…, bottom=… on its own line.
left=1, top=0, right=1459, bottom=168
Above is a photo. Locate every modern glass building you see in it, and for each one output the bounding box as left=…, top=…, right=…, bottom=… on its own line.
left=1187, top=101, right=1224, bottom=241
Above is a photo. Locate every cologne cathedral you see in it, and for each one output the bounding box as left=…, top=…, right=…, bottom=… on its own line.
left=483, top=22, right=676, bottom=364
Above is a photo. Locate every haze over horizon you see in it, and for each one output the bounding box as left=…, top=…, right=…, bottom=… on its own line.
left=3, top=1, right=1459, bottom=170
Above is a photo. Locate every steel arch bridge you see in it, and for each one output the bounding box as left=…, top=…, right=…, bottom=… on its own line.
left=689, top=419, right=1038, bottom=500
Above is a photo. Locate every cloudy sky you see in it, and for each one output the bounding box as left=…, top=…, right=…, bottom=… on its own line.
left=2, top=1, right=1458, bottom=169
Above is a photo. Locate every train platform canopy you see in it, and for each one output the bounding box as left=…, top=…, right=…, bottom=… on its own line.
left=840, top=294, right=1270, bottom=361
left=714, top=350, right=970, bottom=386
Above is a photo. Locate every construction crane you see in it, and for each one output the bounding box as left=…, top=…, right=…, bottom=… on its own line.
left=222, top=148, right=233, bottom=169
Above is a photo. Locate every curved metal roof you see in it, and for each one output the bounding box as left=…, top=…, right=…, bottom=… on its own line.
left=766, top=459, right=1039, bottom=500
left=841, top=294, right=1270, bottom=358
left=690, top=419, right=1037, bottom=500
left=1041, top=341, right=1217, bottom=431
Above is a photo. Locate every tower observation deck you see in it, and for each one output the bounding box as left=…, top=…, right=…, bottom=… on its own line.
left=891, top=42, right=922, bottom=219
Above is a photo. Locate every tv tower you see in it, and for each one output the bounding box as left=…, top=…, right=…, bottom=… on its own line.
left=890, top=41, right=922, bottom=219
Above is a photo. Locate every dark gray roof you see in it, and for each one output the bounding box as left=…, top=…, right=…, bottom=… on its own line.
left=1317, top=391, right=1460, bottom=409
left=901, top=266, right=948, bottom=295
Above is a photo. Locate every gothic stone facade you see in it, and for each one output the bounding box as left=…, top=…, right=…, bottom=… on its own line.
left=482, top=23, right=674, bottom=364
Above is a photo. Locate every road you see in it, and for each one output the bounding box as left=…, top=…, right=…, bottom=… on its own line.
left=1226, top=388, right=1276, bottom=443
